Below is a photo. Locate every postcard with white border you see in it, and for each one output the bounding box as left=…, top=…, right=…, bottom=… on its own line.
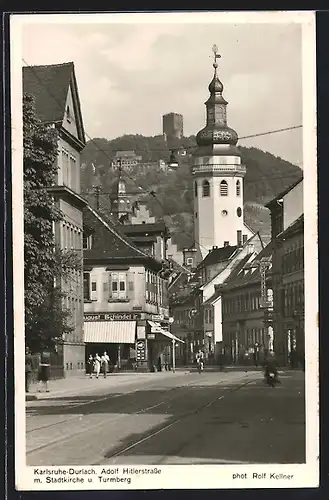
left=11, top=10, right=319, bottom=490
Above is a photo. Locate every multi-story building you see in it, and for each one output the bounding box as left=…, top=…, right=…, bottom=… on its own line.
left=111, top=150, right=142, bottom=171
left=221, top=241, right=275, bottom=364
left=23, top=62, right=87, bottom=375
left=82, top=205, right=182, bottom=371
left=265, top=178, right=304, bottom=365
left=277, top=215, right=304, bottom=366
left=162, top=112, right=184, bottom=142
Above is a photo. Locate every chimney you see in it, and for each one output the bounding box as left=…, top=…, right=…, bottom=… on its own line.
left=224, top=241, right=229, bottom=247
left=237, top=230, right=242, bottom=247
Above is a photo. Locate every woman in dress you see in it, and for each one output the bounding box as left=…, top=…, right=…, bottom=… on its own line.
left=37, top=354, right=50, bottom=392
left=94, top=353, right=101, bottom=379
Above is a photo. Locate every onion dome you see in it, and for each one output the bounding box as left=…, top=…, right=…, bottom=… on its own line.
left=195, top=48, right=239, bottom=148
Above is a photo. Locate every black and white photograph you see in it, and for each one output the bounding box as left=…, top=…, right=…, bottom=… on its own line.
left=11, top=11, right=318, bottom=490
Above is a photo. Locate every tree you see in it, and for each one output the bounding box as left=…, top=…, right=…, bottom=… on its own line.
left=23, top=93, right=79, bottom=353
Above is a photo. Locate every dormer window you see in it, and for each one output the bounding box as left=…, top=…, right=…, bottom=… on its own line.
left=66, top=106, right=71, bottom=123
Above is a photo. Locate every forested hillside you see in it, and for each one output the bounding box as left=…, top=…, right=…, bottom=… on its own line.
left=80, top=135, right=302, bottom=249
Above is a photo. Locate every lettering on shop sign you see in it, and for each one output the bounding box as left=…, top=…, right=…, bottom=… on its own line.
left=84, top=313, right=141, bottom=322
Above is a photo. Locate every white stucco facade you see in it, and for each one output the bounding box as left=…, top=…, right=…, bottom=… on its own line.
left=193, top=155, right=248, bottom=260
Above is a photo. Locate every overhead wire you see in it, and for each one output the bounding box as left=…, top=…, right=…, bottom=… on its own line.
left=22, top=58, right=302, bottom=254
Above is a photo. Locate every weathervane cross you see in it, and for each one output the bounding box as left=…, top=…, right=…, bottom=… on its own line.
left=212, top=44, right=221, bottom=65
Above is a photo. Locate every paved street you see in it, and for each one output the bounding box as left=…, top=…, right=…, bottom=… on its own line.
left=26, top=369, right=305, bottom=466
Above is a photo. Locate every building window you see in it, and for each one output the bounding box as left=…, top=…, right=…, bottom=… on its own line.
left=110, top=272, right=127, bottom=300
left=202, top=180, right=210, bottom=197
left=194, top=181, right=198, bottom=197
left=220, top=180, right=228, bottom=196
left=186, top=257, right=193, bottom=266
left=83, top=272, right=90, bottom=301
left=118, top=180, right=126, bottom=194
left=70, top=155, right=77, bottom=192
left=62, top=150, right=70, bottom=186
left=83, top=234, right=92, bottom=250
left=236, top=180, right=241, bottom=196
left=237, top=207, right=242, bottom=218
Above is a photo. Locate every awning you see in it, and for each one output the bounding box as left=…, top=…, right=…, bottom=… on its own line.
left=84, top=321, right=136, bottom=344
left=147, top=321, right=184, bottom=344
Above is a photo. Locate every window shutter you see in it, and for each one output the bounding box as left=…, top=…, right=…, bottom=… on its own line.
left=127, top=271, right=134, bottom=298
left=108, top=273, right=112, bottom=299
left=91, top=281, right=97, bottom=301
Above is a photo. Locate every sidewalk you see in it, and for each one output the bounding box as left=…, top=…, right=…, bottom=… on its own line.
left=26, top=370, right=189, bottom=401
left=26, top=365, right=297, bottom=402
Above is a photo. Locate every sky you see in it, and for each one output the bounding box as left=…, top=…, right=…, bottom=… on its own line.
left=18, top=13, right=304, bottom=166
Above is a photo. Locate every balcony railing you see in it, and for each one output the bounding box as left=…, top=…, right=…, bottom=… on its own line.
left=192, top=164, right=247, bottom=175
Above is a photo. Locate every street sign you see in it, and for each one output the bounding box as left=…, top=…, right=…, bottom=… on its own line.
left=136, top=339, right=146, bottom=361
left=136, top=340, right=145, bottom=350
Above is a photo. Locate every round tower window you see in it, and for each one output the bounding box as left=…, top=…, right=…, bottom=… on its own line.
left=237, top=207, right=242, bottom=217
left=222, top=210, right=228, bottom=216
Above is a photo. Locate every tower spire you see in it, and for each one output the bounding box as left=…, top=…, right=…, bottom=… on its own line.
left=212, top=44, right=221, bottom=70
left=195, top=46, right=238, bottom=149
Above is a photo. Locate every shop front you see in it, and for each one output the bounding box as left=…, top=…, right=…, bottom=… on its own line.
left=146, top=320, right=184, bottom=371
left=84, top=312, right=140, bottom=370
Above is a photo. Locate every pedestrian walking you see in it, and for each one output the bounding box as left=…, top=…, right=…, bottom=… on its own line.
left=94, top=353, right=101, bottom=378
left=37, top=354, right=50, bottom=392
left=86, top=354, right=94, bottom=378
left=25, top=353, right=33, bottom=393
left=101, top=351, right=110, bottom=378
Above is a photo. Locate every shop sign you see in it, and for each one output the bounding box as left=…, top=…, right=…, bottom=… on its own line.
left=151, top=314, right=164, bottom=322
left=136, top=339, right=146, bottom=361
left=84, top=312, right=141, bottom=322
left=147, top=334, right=155, bottom=340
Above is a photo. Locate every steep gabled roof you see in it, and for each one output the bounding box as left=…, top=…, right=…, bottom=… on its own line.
left=198, top=245, right=238, bottom=269
left=200, top=232, right=264, bottom=290
left=221, top=240, right=275, bottom=292
left=202, top=253, right=253, bottom=306
left=121, top=221, right=169, bottom=235
left=277, top=214, right=304, bottom=240
left=265, top=177, right=303, bottom=208
left=83, top=205, right=162, bottom=270
left=23, top=62, right=85, bottom=144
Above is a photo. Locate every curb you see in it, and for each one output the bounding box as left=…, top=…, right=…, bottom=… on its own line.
left=26, top=394, right=37, bottom=401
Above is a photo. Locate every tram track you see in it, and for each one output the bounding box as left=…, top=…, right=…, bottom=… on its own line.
left=26, top=374, right=196, bottom=433
left=27, top=372, right=244, bottom=455
left=91, top=377, right=256, bottom=465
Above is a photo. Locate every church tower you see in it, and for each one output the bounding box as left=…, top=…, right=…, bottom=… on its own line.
left=193, top=46, right=249, bottom=263
left=109, top=164, right=132, bottom=223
